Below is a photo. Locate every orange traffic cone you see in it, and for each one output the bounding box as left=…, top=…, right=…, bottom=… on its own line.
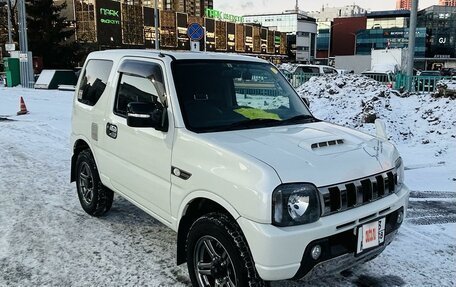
left=17, top=97, right=29, bottom=115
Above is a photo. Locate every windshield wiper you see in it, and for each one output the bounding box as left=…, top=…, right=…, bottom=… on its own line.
left=281, top=115, right=318, bottom=124
left=220, top=118, right=282, bottom=131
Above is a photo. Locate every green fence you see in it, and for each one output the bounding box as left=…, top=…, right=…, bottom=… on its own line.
left=284, top=73, right=321, bottom=88
left=395, top=73, right=453, bottom=93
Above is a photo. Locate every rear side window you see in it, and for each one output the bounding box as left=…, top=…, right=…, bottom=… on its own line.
left=77, top=60, right=113, bottom=106
left=299, top=67, right=319, bottom=74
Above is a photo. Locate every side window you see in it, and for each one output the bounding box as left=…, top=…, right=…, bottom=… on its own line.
left=78, top=60, right=113, bottom=106
left=323, top=67, right=337, bottom=74
left=114, top=69, right=162, bottom=117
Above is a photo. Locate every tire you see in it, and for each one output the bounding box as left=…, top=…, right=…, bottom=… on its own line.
left=75, top=149, right=113, bottom=217
left=186, top=213, right=268, bottom=287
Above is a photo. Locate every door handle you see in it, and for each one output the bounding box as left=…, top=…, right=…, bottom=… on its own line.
left=106, top=123, right=118, bottom=139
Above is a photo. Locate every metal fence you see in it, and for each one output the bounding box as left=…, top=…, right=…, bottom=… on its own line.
left=282, top=70, right=454, bottom=93
left=284, top=72, right=321, bottom=88
left=395, top=73, right=453, bottom=93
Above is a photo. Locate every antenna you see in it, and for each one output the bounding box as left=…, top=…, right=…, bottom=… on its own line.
left=295, top=0, right=299, bottom=12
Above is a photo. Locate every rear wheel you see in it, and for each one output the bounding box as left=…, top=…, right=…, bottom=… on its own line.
left=75, top=149, right=113, bottom=216
left=186, top=213, right=268, bottom=287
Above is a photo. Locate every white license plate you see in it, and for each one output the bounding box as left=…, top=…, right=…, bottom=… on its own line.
left=356, top=218, right=386, bottom=254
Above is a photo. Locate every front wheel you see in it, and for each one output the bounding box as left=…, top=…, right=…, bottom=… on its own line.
left=75, top=149, right=113, bottom=216
left=186, top=213, right=267, bottom=287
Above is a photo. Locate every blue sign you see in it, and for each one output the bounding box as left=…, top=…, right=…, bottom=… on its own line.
left=187, top=23, right=204, bottom=41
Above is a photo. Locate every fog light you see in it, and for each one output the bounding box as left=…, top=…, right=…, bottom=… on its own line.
left=397, top=211, right=404, bottom=224
left=311, top=245, right=322, bottom=260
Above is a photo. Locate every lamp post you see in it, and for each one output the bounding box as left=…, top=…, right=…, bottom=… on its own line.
left=406, top=0, right=418, bottom=90
left=17, top=0, right=34, bottom=88
left=6, top=0, right=13, bottom=44
left=154, top=0, right=159, bottom=50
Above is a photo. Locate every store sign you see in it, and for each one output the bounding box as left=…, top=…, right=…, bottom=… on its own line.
left=205, top=8, right=244, bottom=23
left=99, top=8, right=120, bottom=25
left=96, top=0, right=121, bottom=45
left=438, top=37, right=447, bottom=44
left=434, top=54, right=450, bottom=58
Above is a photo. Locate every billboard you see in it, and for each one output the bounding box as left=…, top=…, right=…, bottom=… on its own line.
left=143, top=7, right=158, bottom=48
left=205, top=18, right=216, bottom=51
left=267, top=30, right=275, bottom=54
left=215, top=21, right=227, bottom=51
left=235, top=24, right=244, bottom=52
left=160, top=10, right=177, bottom=48
left=121, top=3, right=144, bottom=45
left=253, top=26, right=261, bottom=53
left=227, top=22, right=235, bottom=52
left=177, top=13, right=189, bottom=50
left=96, top=0, right=122, bottom=46
left=261, top=28, right=267, bottom=54
left=245, top=25, right=253, bottom=53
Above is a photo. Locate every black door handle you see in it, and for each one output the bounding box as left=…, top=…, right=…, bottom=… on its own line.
left=106, top=123, right=118, bottom=139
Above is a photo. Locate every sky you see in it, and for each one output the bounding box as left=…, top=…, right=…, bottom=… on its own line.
left=214, top=0, right=438, bottom=16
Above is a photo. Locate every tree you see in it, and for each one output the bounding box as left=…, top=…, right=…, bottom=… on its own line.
left=25, top=0, right=75, bottom=68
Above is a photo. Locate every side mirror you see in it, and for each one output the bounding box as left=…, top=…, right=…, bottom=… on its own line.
left=127, top=102, right=168, bottom=132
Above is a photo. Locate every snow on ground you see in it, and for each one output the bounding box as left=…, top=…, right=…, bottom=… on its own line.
left=1, top=86, right=455, bottom=286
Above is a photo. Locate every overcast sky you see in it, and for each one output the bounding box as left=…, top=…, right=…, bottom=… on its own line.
left=215, top=0, right=438, bottom=16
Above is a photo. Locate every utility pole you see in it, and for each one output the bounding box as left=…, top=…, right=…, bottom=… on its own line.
left=406, top=0, right=418, bottom=90
left=154, top=0, right=159, bottom=50
left=17, top=0, right=34, bottom=88
left=6, top=0, right=13, bottom=44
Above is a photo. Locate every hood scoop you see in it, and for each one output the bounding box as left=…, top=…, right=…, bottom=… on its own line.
left=311, top=139, right=345, bottom=149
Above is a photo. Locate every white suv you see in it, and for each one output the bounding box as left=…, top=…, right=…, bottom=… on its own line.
left=71, top=50, right=409, bottom=286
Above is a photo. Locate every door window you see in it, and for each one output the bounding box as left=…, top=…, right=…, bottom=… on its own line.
left=114, top=65, right=163, bottom=117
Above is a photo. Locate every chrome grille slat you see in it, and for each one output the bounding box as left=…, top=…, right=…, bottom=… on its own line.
left=319, top=169, right=398, bottom=217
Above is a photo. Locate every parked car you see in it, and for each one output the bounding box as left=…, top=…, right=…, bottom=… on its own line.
left=415, top=71, right=442, bottom=92
left=71, top=50, right=409, bottom=286
left=361, top=71, right=396, bottom=88
left=440, top=68, right=456, bottom=77
left=294, top=64, right=338, bottom=75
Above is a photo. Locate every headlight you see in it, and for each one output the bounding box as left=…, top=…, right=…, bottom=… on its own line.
left=272, top=184, right=321, bottom=227
left=395, top=157, right=404, bottom=190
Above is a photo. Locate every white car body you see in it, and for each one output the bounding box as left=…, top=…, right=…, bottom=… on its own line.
left=71, top=50, right=409, bottom=282
left=293, top=64, right=338, bottom=75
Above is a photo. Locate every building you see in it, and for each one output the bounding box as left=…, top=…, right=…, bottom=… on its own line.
left=332, top=16, right=367, bottom=56
left=244, top=12, right=317, bottom=63
left=307, top=4, right=367, bottom=22
left=366, top=10, right=410, bottom=30
left=310, top=4, right=367, bottom=62
left=417, top=5, right=456, bottom=69
left=354, top=10, right=425, bottom=58
left=396, top=0, right=412, bottom=10
left=439, top=0, right=456, bottom=6
left=59, top=0, right=287, bottom=60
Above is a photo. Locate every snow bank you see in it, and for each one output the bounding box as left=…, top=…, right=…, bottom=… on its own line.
left=297, top=74, right=456, bottom=148
left=297, top=74, right=456, bottom=191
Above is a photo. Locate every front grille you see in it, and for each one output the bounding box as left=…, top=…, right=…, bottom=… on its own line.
left=319, top=169, right=398, bottom=216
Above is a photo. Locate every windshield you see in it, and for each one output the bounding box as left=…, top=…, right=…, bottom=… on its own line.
left=172, top=60, right=314, bottom=133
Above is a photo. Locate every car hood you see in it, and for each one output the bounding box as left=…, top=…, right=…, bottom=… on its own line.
left=200, top=122, right=399, bottom=187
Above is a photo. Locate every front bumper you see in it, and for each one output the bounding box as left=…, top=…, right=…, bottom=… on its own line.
left=237, top=184, right=409, bottom=281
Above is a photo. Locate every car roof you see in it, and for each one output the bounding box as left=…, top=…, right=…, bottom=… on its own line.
left=87, top=49, right=269, bottom=63
left=296, top=64, right=333, bottom=68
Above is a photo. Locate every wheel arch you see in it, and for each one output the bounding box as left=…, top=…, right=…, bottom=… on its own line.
left=176, top=194, right=241, bottom=265
left=71, top=137, right=94, bottom=182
